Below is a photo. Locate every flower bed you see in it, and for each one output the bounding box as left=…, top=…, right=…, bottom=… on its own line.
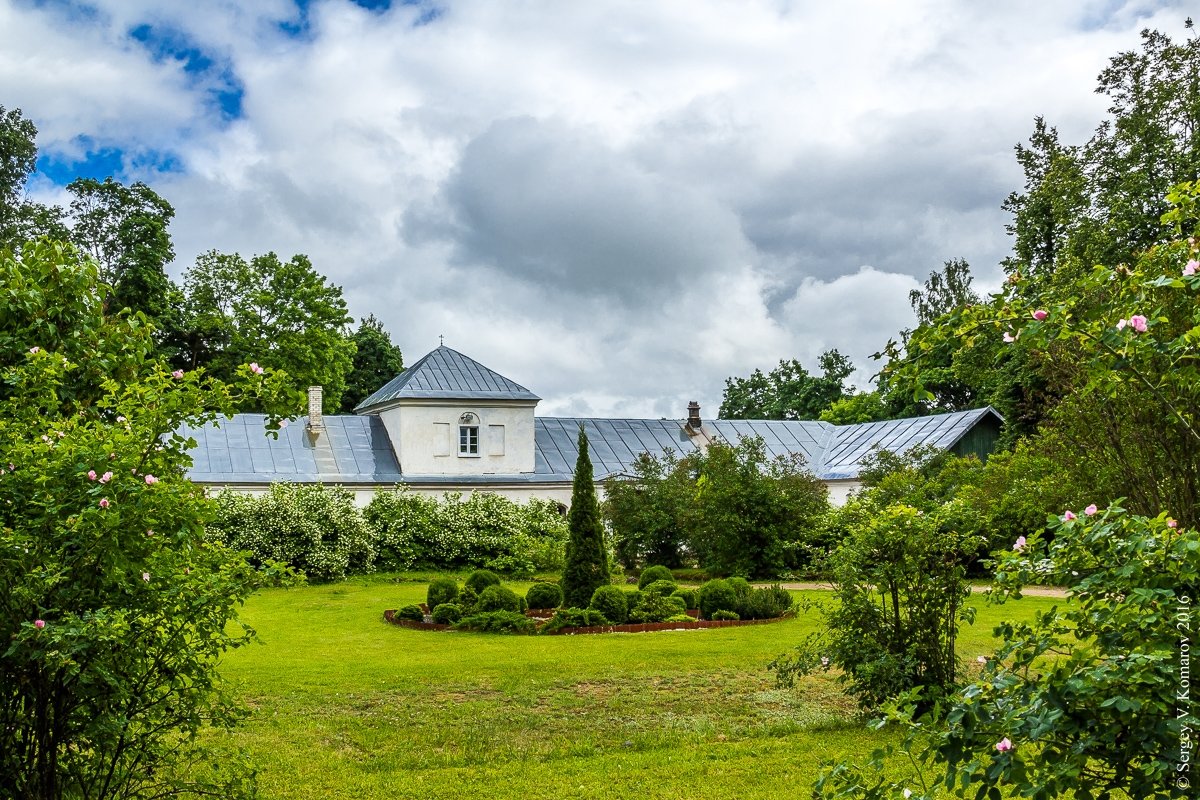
left=383, top=608, right=781, bottom=634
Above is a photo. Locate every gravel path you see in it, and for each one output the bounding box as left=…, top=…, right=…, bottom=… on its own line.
left=770, top=581, right=1069, bottom=598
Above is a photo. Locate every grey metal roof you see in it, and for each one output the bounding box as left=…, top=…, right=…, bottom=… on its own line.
left=354, top=346, right=540, bottom=412
left=182, top=408, right=1002, bottom=486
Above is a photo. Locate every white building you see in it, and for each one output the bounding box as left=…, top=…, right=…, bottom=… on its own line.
left=183, top=345, right=1003, bottom=506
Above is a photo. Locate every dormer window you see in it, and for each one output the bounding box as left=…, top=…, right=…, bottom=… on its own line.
left=458, top=413, right=480, bottom=456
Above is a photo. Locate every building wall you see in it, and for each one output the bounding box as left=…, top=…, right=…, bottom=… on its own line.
left=375, top=400, right=537, bottom=475
left=202, top=482, right=576, bottom=508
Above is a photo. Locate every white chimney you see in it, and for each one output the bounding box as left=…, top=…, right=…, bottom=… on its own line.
left=307, top=386, right=324, bottom=432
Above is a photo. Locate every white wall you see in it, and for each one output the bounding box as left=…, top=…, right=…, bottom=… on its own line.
left=202, top=482, right=576, bottom=508
left=376, top=401, right=537, bottom=475
left=825, top=480, right=862, bottom=507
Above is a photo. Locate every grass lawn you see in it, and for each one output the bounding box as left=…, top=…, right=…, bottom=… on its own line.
left=217, top=576, right=1059, bottom=799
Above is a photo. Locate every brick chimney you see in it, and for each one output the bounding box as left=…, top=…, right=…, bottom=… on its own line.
left=687, top=401, right=702, bottom=430
left=307, top=386, right=324, bottom=433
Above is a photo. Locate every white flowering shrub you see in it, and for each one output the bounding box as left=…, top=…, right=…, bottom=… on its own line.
left=208, top=483, right=376, bottom=581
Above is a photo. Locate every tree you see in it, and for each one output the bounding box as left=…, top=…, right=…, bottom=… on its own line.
left=560, top=426, right=609, bottom=608
left=0, top=239, right=294, bottom=799
left=818, top=391, right=889, bottom=424
left=0, top=105, right=65, bottom=248
left=341, top=314, right=404, bottom=412
left=719, top=350, right=854, bottom=420
left=603, top=450, right=690, bottom=569
left=176, top=250, right=356, bottom=413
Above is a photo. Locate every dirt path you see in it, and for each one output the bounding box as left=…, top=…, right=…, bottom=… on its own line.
left=771, top=581, right=1069, bottom=598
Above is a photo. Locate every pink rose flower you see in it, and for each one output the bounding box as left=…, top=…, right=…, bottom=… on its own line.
left=1063, top=510, right=1076, bottom=521
left=249, top=362, right=264, bottom=375
left=99, top=471, right=113, bottom=484
left=1032, top=309, right=1047, bottom=320
left=1084, top=504, right=1098, bottom=516
left=1013, top=536, right=1026, bottom=552
left=172, top=369, right=184, bottom=379
left=995, top=737, right=1013, bottom=752
left=88, top=470, right=97, bottom=481
left=1185, top=259, right=1198, bottom=276
left=34, top=619, right=45, bottom=629
left=144, top=474, right=159, bottom=485
left=29, top=346, right=39, bottom=354
left=1129, top=314, right=1148, bottom=333
left=1168, top=518, right=1178, bottom=529
left=1003, top=332, right=1016, bottom=343
left=1116, top=318, right=1127, bottom=330
left=99, top=498, right=110, bottom=509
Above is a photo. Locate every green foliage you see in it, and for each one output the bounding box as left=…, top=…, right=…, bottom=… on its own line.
left=174, top=249, right=355, bottom=412
left=0, top=240, right=296, bottom=799
left=540, top=607, right=609, bottom=634
left=453, top=611, right=536, bottom=635
left=814, top=506, right=1197, bottom=800
left=818, top=391, right=890, bottom=424
left=364, top=490, right=568, bottom=575
left=0, top=106, right=66, bottom=248
left=588, top=585, right=629, bottom=625
left=458, top=585, right=479, bottom=613
left=724, top=577, right=752, bottom=598
left=719, top=350, right=854, bottom=420
left=397, top=604, right=425, bottom=622
left=739, top=585, right=794, bottom=620
left=640, top=579, right=677, bottom=598
left=637, top=565, right=675, bottom=589
left=670, top=588, right=697, bottom=610
left=475, top=584, right=521, bottom=613
left=426, top=577, right=460, bottom=610
left=464, top=569, right=502, bottom=595
left=710, top=610, right=740, bottom=621
left=698, top=579, right=738, bottom=619
left=208, top=483, right=375, bottom=582
left=561, top=427, right=610, bottom=608
left=604, top=451, right=690, bottom=569
left=430, top=603, right=463, bottom=625
left=774, top=503, right=974, bottom=711
left=341, top=314, right=404, bottom=412
left=622, top=588, right=644, bottom=612
left=525, top=582, right=563, bottom=610
left=628, top=593, right=687, bottom=624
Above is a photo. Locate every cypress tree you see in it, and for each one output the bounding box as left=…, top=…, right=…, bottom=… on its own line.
left=561, top=425, right=609, bottom=608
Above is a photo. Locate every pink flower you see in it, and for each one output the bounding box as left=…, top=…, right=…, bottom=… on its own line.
left=144, top=474, right=159, bottom=485
left=1013, top=536, right=1026, bottom=552
left=249, top=362, right=264, bottom=375
left=29, top=346, right=39, bottom=354
left=99, top=498, right=110, bottom=509
left=1003, top=332, right=1016, bottom=343
left=142, top=572, right=150, bottom=582
left=172, top=369, right=184, bottom=379
left=995, top=737, right=1013, bottom=753
left=976, top=655, right=987, bottom=664
left=1032, top=309, right=1047, bottom=321
left=146, top=529, right=154, bottom=536
left=99, top=471, right=112, bottom=484
left=1129, top=315, right=1148, bottom=333
left=1168, top=518, right=1178, bottom=529
left=87, top=470, right=97, bottom=481
left=116, top=415, right=126, bottom=423
left=1063, top=510, right=1076, bottom=521
left=1185, top=259, right=1198, bottom=276
left=1116, top=318, right=1128, bottom=330
left=1084, top=504, right=1098, bottom=516
left=34, top=619, right=45, bottom=629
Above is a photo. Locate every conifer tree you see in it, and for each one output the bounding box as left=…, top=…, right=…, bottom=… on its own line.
left=561, top=425, right=609, bottom=608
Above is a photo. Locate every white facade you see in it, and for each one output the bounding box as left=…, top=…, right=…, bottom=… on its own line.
left=375, top=399, right=538, bottom=475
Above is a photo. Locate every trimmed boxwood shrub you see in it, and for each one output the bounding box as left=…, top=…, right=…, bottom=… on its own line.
left=740, top=585, right=793, bottom=620
left=458, top=585, right=479, bottom=613
left=711, top=610, right=740, bottom=621
left=465, top=569, right=502, bottom=594
left=541, top=607, right=609, bottom=634
left=589, top=585, right=629, bottom=624
left=641, top=578, right=677, bottom=597
left=698, top=579, right=739, bottom=619
left=475, top=584, right=521, bottom=613
left=638, top=565, right=674, bottom=589
left=623, top=588, right=644, bottom=612
left=671, top=587, right=697, bottom=610
left=427, top=576, right=460, bottom=610
left=526, top=582, right=563, bottom=610
left=397, top=604, right=425, bottom=622
left=453, top=611, right=536, bottom=634
left=629, top=593, right=686, bottom=623
left=431, top=603, right=463, bottom=625
left=725, top=577, right=752, bottom=600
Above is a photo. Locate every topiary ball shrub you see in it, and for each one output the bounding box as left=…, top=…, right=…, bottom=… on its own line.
left=589, top=584, right=629, bottom=624
left=541, top=607, right=609, bottom=634
left=637, top=565, right=675, bottom=589
left=710, top=610, right=740, bottom=621
left=453, top=611, right=536, bottom=634
left=641, top=578, right=677, bottom=597
left=725, top=576, right=752, bottom=600
left=431, top=603, right=463, bottom=625
left=671, top=588, right=698, bottom=610
left=427, top=576, right=460, bottom=610
left=397, top=604, right=425, bottom=622
left=475, top=583, right=521, bottom=613
left=465, top=569, right=502, bottom=594
left=698, top=579, right=739, bottom=620
left=526, top=582, right=563, bottom=610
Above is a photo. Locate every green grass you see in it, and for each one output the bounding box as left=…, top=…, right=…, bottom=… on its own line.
left=217, top=576, right=1058, bottom=799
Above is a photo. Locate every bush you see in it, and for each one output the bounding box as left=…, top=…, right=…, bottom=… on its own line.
left=588, top=585, right=629, bottom=624
left=430, top=603, right=463, bottom=625
left=710, top=610, right=740, bottom=621
left=396, top=604, right=425, bottom=622
left=698, top=579, right=739, bottom=619
left=725, top=576, right=752, bottom=600
left=426, top=577, right=459, bottom=610
left=740, top=585, right=793, bottom=620
left=540, top=607, right=609, bottom=634
left=464, top=569, right=502, bottom=595
left=641, top=578, right=677, bottom=597
left=458, top=585, right=479, bottom=614
left=623, top=588, right=644, bottom=612
left=670, top=588, right=697, bottom=610
left=637, top=565, right=675, bottom=588
left=525, top=582, right=562, bottom=610
left=453, top=611, right=536, bottom=634
left=474, top=583, right=521, bottom=613
left=629, top=593, right=686, bottom=623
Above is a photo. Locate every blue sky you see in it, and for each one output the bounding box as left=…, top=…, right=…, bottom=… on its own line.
left=1, top=0, right=1189, bottom=416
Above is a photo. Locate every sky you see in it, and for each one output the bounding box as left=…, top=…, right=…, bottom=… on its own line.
left=1, top=0, right=1190, bottom=418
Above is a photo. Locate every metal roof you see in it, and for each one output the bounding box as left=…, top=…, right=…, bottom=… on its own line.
left=182, top=408, right=1002, bottom=486
left=354, top=345, right=540, bottom=412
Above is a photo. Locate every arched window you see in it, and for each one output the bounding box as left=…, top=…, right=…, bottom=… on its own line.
left=458, top=412, right=479, bottom=456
